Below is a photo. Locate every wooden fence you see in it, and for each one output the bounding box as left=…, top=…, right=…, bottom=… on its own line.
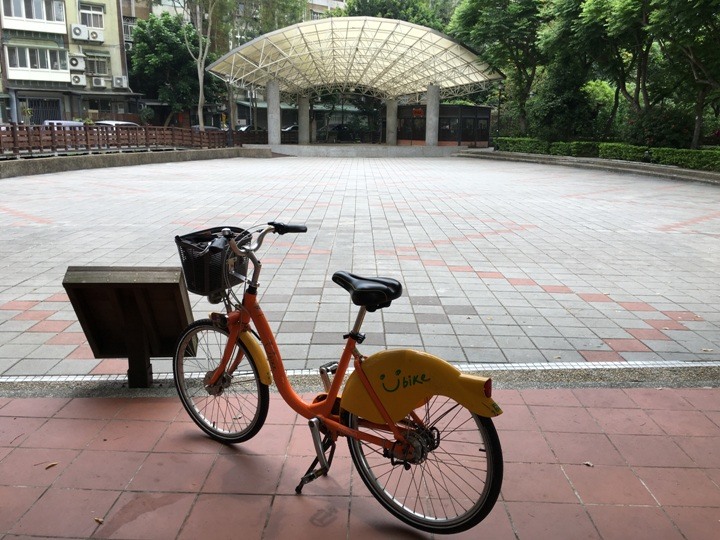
left=0, top=124, right=288, bottom=160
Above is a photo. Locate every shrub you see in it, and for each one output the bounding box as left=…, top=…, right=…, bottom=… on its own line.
left=570, top=141, right=599, bottom=157
left=651, top=148, right=720, bottom=172
left=549, top=142, right=572, bottom=155
left=496, top=137, right=550, bottom=154
left=598, top=143, right=649, bottom=162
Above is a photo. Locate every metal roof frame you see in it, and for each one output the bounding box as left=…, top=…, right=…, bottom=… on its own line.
left=208, top=16, right=503, bottom=100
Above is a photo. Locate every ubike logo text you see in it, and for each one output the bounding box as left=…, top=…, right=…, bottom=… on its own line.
left=379, top=369, right=431, bottom=393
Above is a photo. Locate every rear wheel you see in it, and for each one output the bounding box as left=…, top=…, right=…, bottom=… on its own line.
left=173, top=319, right=269, bottom=443
left=345, top=395, right=503, bottom=534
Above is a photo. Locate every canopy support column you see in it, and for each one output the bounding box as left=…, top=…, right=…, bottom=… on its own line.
left=267, top=79, right=281, bottom=145
left=385, top=98, right=397, bottom=146
left=298, top=95, right=310, bottom=145
left=425, top=84, right=440, bottom=146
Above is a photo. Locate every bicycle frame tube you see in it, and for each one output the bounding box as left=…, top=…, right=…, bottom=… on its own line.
left=241, top=288, right=353, bottom=420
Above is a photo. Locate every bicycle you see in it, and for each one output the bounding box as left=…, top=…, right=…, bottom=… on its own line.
left=173, top=222, right=503, bottom=534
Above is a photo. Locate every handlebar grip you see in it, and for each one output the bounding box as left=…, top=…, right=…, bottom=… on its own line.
left=268, top=222, right=308, bottom=235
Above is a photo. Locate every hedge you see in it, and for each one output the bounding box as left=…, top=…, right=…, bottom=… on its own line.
left=651, top=147, right=720, bottom=172
left=495, top=137, right=720, bottom=172
left=496, top=137, right=550, bottom=154
left=598, top=143, right=649, bottom=162
left=497, top=137, right=600, bottom=157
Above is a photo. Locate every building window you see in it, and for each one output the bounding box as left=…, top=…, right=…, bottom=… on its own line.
left=86, top=56, right=109, bottom=75
left=46, top=0, right=63, bottom=21
left=2, top=0, right=63, bottom=20
left=6, top=47, right=67, bottom=70
left=123, top=16, right=137, bottom=40
left=48, top=49, right=67, bottom=70
left=79, top=4, right=104, bottom=28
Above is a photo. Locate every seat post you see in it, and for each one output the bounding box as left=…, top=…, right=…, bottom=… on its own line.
left=351, top=306, right=368, bottom=335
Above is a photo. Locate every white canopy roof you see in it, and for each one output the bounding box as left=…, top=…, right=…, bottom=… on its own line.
left=208, top=16, right=503, bottom=99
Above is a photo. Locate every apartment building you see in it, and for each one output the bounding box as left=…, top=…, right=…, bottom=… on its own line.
left=1, top=0, right=135, bottom=124
left=1, top=1, right=346, bottom=125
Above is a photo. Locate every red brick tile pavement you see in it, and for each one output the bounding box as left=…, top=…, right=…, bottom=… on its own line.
left=1, top=388, right=718, bottom=539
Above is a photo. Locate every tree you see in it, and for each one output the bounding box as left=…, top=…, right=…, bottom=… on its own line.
left=648, top=0, right=720, bottom=148
left=449, top=0, right=546, bottom=134
left=531, top=0, right=595, bottom=141
left=130, top=13, right=201, bottom=126
left=337, top=0, right=444, bottom=31
left=166, top=0, right=235, bottom=129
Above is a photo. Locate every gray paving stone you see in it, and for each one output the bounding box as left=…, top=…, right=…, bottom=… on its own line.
left=1, top=157, right=718, bottom=375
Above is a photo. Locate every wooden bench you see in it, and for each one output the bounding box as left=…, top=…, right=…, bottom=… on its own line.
left=63, top=267, right=193, bottom=388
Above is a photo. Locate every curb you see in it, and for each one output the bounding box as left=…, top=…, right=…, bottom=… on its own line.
left=0, top=146, right=273, bottom=180
left=455, top=149, right=720, bottom=185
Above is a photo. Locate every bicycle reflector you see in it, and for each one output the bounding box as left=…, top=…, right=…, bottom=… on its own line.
left=484, top=378, right=493, bottom=398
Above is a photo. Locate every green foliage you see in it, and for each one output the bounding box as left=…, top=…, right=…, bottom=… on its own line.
left=598, top=143, right=649, bottom=161
left=549, top=142, right=572, bottom=155
left=449, top=0, right=545, bottom=133
left=340, top=0, right=444, bottom=30
left=651, top=148, right=720, bottom=172
left=496, top=137, right=550, bottom=154
left=130, top=13, right=201, bottom=117
left=570, top=141, right=600, bottom=157
left=497, top=137, right=599, bottom=157
left=620, top=106, right=694, bottom=148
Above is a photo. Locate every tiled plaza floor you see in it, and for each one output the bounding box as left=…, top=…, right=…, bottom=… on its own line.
left=1, top=387, right=719, bottom=539
left=0, top=157, right=719, bottom=377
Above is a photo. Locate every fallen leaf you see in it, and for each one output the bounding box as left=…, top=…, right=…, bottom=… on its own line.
left=94, top=517, right=104, bottom=524
left=45, top=462, right=59, bottom=470
left=702, top=348, right=714, bottom=352
left=583, top=462, right=594, bottom=467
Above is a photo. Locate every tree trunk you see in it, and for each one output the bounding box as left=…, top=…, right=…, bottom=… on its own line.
left=603, top=86, right=621, bottom=139
left=691, top=85, right=708, bottom=150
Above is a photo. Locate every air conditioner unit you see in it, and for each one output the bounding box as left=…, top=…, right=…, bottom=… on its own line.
left=113, top=76, right=128, bottom=89
left=124, top=42, right=133, bottom=52
left=71, top=24, right=89, bottom=41
left=92, top=77, right=105, bottom=88
left=69, top=56, right=86, bottom=71
left=71, top=74, right=87, bottom=86
left=88, top=29, right=105, bottom=42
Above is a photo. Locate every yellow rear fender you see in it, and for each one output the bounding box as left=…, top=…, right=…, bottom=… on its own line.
left=239, top=330, right=272, bottom=386
left=341, top=349, right=502, bottom=424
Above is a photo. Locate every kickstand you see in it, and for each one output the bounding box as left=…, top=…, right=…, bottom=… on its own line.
left=295, top=419, right=337, bottom=494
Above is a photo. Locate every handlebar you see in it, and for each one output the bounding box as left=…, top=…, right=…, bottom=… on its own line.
left=227, top=221, right=307, bottom=257
left=269, top=221, right=308, bottom=235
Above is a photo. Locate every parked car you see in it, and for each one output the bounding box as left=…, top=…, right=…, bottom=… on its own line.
left=42, top=120, right=84, bottom=128
left=236, top=124, right=266, bottom=132
left=191, top=125, right=224, bottom=132
left=95, top=120, right=140, bottom=128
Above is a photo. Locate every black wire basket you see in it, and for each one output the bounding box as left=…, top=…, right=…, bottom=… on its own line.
left=175, top=226, right=249, bottom=297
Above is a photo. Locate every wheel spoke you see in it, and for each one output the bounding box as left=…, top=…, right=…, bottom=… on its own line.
left=173, top=320, right=269, bottom=444
left=346, top=395, right=503, bottom=534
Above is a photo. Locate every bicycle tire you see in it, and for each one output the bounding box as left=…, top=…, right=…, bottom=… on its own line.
left=344, top=395, right=503, bottom=534
left=173, top=319, right=269, bottom=444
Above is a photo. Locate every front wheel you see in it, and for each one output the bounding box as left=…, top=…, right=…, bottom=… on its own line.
left=345, top=396, right=503, bottom=534
left=173, top=319, right=269, bottom=444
